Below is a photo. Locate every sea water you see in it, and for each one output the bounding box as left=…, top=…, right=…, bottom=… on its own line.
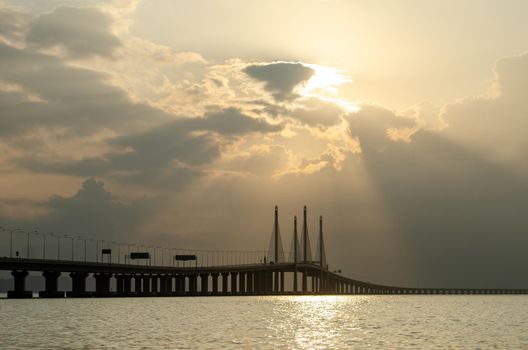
left=1, top=295, right=527, bottom=349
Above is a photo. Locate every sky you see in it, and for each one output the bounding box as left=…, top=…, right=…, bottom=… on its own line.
left=1, top=0, right=528, bottom=288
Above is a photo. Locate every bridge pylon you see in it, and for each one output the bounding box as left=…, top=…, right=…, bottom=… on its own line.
left=266, top=205, right=285, bottom=264
left=300, top=206, right=312, bottom=263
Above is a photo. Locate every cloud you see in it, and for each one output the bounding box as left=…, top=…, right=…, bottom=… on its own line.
left=0, top=178, right=152, bottom=241
left=244, top=62, right=314, bottom=100
left=26, top=6, right=121, bottom=58
left=16, top=107, right=282, bottom=189
left=345, top=104, right=418, bottom=153
left=287, top=97, right=345, bottom=127
left=356, top=127, right=528, bottom=287
left=0, top=43, right=167, bottom=138
left=441, top=52, right=528, bottom=167
left=0, top=5, right=29, bottom=45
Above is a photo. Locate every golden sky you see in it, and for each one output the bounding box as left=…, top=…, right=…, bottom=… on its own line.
left=1, top=0, right=528, bottom=287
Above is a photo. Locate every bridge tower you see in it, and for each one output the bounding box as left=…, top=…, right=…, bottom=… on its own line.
left=316, top=215, right=328, bottom=293
left=288, top=216, right=301, bottom=263
left=300, top=205, right=313, bottom=292
left=266, top=206, right=285, bottom=264
left=316, top=216, right=327, bottom=269
left=300, top=206, right=312, bottom=263
left=288, top=216, right=301, bottom=292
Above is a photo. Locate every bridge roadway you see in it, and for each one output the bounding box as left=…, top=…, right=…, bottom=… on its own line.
left=1, top=257, right=527, bottom=298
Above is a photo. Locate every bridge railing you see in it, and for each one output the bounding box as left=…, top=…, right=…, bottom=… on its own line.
left=0, top=226, right=313, bottom=267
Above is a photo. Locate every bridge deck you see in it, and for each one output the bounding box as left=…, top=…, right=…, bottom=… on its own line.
left=1, top=257, right=527, bottom=297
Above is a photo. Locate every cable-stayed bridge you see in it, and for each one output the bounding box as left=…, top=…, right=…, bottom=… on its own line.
left=1, top=206, right=526, bottom=298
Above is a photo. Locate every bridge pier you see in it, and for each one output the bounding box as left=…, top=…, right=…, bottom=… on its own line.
left=266, top=271, right=273, bottom=293
left=254, top=271, right=261, bottom=294
left=115, top=274, right=124, bottom=296
left=188, top=274, right=198, bottom=295
left=123, top=274, right=133, bottom=296
left=200, top=273, right=209, bottom=295
left=160, top=275, right=172, bottom=296
left=221, top=273, right=229, bottom=294
left=142, top=275, right=151, bottom=296
left=134, top=274, right=142, bottom=294
left=94, top=273, right=113, bottom=297
left=8, top=270, right=32, bottom=298
left=293, top=268, right=298, bottom=293
left=302, top=269, right=307, bottom=293
left=239, top=272, right=246, bottom=294
left=279, top=271, right=284, bottom=293
left=151, top=275, right=159, bottom=295
left=175, top=274, right=185, bottom=295
left=67, top=271, right=90, bottom=297
left=246, top=272, right=253, bottom=294
left=231, top=272, right=238, bottom=294
left=39, top=270, right=64, bottom=298
left=211, top=273, right=219, bottom=294
left=158, top=275, right=167, bottom=295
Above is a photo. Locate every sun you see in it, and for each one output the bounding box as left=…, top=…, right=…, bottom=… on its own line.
left=302, top=63, right=352, bottom=95
left=299, top=63, right=358, bottom=112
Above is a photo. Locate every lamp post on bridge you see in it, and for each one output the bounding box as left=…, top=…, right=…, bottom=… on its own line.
left=1, top=227, right=23, bottom=258
left=78, top=236, right=87, bottom=262
left=26, top=230, right=37, bottom=258
left=64, top=235, right=74, bottom=261
left=54, top=234, right=61, bottom=261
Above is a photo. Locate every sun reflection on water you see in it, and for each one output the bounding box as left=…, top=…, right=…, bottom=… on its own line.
left=265, top=295, right=372, bottom=349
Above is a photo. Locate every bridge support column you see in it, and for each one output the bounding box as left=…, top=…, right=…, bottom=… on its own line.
left=211, top=273, right=219, bottom=294
left=8, top=270, right=32, bottom=298
left=200, top=273, right=209, bottom=295
left=94, top=273, right=112, bottom=297
left=231, top=272, right=238, bottom=294
left=134, top=274, right=142, bottom=294
left=189, top=274, right=198, bottom=295
left=246, top=272, right=255, bottom=294
left=159, top=275, right=167, bottom=295
left=115, top=274, right=124, bottom=296
left=167, top=275, right=174, bottom=294
left=142, top=275, right=151, bottom=296
left=266, top=271, right=274, bottom=293
left=175, top=275, right=185, bottom=295
left=39, top=270, right=63, bottom=298
left=239, top=272, right=246, bottom=294
left=274, top=270, right=279, bottom=293
left=67, top=271, right=90, bottom=297
left=253, top=272, right=260, bottom=294
left=312, top=275, right=316, bottom=293
left=221, top=273, right=229, bottom=294
left=123, top=275, right=133, bottom=296
left=293, top=268, right=298, bottom=293
left=302, top=269, right=307, bottom=293
left=151, top=275, right=159, bottom=295
left=279, top=271, right=284, bottom=293
left=162, top=275, right=173, bottom=296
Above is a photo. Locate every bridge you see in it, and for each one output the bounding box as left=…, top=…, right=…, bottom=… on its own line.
left=1, top=206, right=527, bottom=298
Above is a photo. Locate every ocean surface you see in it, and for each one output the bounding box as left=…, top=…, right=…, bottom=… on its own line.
left=1, top=295, right=527, bottom=349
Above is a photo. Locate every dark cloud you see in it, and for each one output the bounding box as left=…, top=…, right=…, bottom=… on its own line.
left=0, top=7, right=28, bottom=43
left=442, top=53, right=528, bottom=167
left=17, top=108, right=281, bottom=188
left=26, top=6, right=121, bottom=58
left=346, top=104, right=417, bottom=152
left=357, top=128, right=528, bottom=288
left=244, top=62, right=314, bottom=100
left=288, top=98, right=345, bottom=126
left=0, top=43, right=166, bottom=137
left=193, top=107, right=282, bottom=136
left=0, top=178, right=152, bottom=242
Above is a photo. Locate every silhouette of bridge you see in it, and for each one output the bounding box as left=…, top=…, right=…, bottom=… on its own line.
left=1, top=206, right=526, bottom=298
